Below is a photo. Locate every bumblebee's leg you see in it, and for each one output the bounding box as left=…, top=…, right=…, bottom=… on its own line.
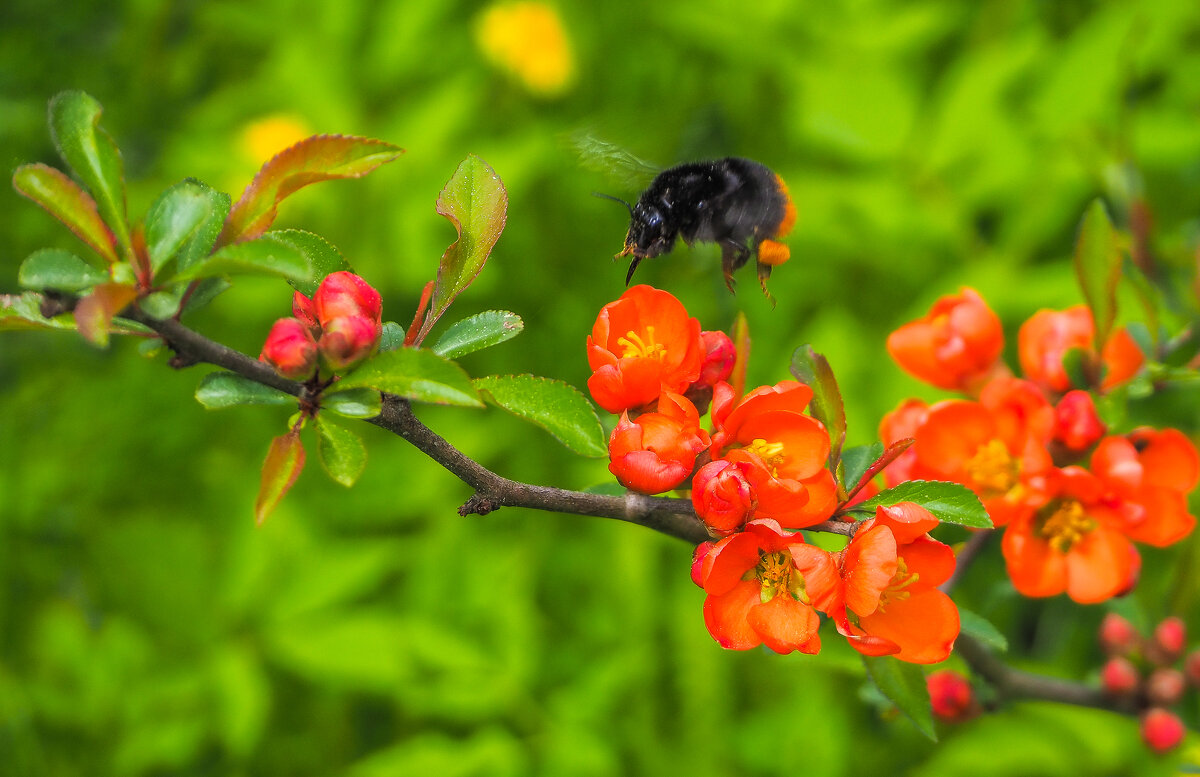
left=757, top=261, right=777, bottom=307
left=720, top=240, right=752, bottom=293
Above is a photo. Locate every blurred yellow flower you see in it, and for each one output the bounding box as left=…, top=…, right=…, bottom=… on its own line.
left=240, top=114, right=312, bottom=167
left=476, top=2, right=574, bottom=97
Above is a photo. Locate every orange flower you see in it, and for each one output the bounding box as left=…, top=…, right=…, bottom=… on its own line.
left=912, top=393, right=1052, bottom=528
left=691, top=459, right=756, bottom=535
left=1001, top=466, right=1139, bottom=604
left=1018, top=306, right=1144, bottom=393
left=879, top=398, right=929, bottom=487
left=836, top=504, right=960, bottom=664
left=608, top=392, right=709, bottom=495
left=693, top=519, right=840, bottom=654
left=1088, top=429, right=1198, bottom=547
left=886, top=287, right=1004, bottom=392
left=709, top=381, right=838, bottom=529
left=587, top=285, right=704, bottom=413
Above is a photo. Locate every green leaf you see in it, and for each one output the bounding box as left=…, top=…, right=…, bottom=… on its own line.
left=315, top=417, right=367, bottom=487
left=12, top=163, right=118, bottom=265
left=18, top=248, right=108, bottom=292
left=840, top=442, right=883, bottom=492
left=336, top=348, right=482, bottom=407
left=256, top=429, right=305, bottom=525
left=220, top=135, right=404, bottom=244
left=167, top=233, right=313, bottom=284
left=1061, top=346, right=1092, bottom=390
left=195, top=372, right=295, bottom=409
left=862, top=655, right=936, bottom=741
left=379, top=321, right=406, bottom=352
left=74, top=283, right=138, bottom=347
left=789, top=344, right=847, bottom=463
left=431, top=310, right=523, bottom=359
left=321, top=388, right=382, bottom=419
left=473, top=374, right=606, bottom=457
left=853, top=480, right=991, bottom=528
left=139, top=288, right=184, bottom=320
left=47, top=91, right=132, bottom=260
left=957, top=607, right=1008, bottom=653
left=1072, top=199, right=1122, bottom=353
left=415, top=155, right=508, bottom=343
left=269, top=229, right=351, bottom=297
left=0, top=292, right=78, bottom=331
left=180, top=277, right=232, bottom=317
left=144, top=179, right=230, bottom=275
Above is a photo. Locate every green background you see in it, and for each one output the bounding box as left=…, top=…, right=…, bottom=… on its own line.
left=4, top=0, right=1200, bottom=774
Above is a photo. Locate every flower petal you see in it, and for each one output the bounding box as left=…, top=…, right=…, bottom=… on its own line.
left=1064, top=526, right=1137, bottom=604
left=703, top=580, right=763, bottom=650
left=747, top=594, right=820, bottom=654
left=858, top=588, right=960, bottom=664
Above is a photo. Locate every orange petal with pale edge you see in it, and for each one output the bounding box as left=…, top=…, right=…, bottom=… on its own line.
left=900, top=535, right=958, bottom=592
left=701, top=532, right=763, bottom=596
left=858, top=589, right=960, bottom=664
left=1136, top=428, right=1200, bottom=493
left=1001, top=521, right=1067, bottom=598
left=747, top=594, right=820, bottom=654
left=703, top=580, right=763, bottom=650
left=1121, top=487, right=1195, bottom=547
left=1065, top=526, right=1136, bottom=604
left=842, top=524, right=898, bottom=617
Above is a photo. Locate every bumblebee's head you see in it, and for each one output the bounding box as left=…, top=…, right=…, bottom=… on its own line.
left=619, top=202, right=671, bottom=260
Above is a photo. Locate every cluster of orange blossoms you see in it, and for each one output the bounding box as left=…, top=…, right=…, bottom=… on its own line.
left=885, top=288, right=1199, bottom=603
left=587, top=286, right=959, bottom=663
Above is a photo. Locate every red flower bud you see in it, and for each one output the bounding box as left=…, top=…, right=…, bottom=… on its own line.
left=926, top=670, right=975, bottom=722
left=692, top=459, right=757, bottom=535
left=293, top=291, right=318, bottom=330
left=259, top=318, right=318, bottom=380
left=1141, top=708, right=1185, bottom=754
left=1098, top=613, right=1139, bottom=656
left=1053, top=390, right=1106, bottom=452
left=696, top=330, right=736, bottom=388
left=313, top=271, right=382, bottom=328
left=1152, top=616, right=1187, bottom=663
left=318, top=314, right=381, bottom=372
left=1146, top=667, right=1186, bottom=707
left=607, top=392, right=710, bottom=495
left=1100, top=656, right=1140, bottom=696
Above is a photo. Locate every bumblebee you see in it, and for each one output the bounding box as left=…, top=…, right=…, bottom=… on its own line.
left=608, top=157, right=796, bottom=297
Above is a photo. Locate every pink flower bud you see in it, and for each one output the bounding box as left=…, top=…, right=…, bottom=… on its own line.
left=292, top=291, right=318, bottom=330
left=696, top=330, right=737, bottom=388
left=1053, top=390, right=1106, bottom=451
left=318, top=314, right=381, bottom=372
left=1100, top=656, right=1140, bottom=696
left=926, top=670, right=975, bottom=722
left=1153, top=616, right=1187, bottom=662
left=1099, top=613, right=1139, bottom=656
left=1141, top=708, right=1185, bottom=754
left=1146, top=667, right=1186, bottom=707
left=259, top=318, right=318, bottom=380
left=313, top=271, right=382, bottom=327
left=691, top=459, right=757, bottom=535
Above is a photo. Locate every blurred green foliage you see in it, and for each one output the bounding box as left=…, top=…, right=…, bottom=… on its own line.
left=3, top=0, right=1200, bottom=774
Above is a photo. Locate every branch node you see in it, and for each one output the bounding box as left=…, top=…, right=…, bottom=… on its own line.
left=459, top=494, right=500, bottom=516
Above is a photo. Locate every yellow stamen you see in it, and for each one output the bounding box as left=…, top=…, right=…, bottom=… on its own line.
left=756, top=550, right=809, bottom=604
left=617, top=326, right=666, bottom=360
left=877, top=556, right=919, bottom=613
left=965, top=438, right=1020, bottom=497
left=1037, top=499, right=1095, bottom=554
left=746, top=438, right=787, bottom=476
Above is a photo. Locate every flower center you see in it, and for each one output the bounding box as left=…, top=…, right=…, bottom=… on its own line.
left=617, top=327, right=666, bottom=360
left=878, top=556, right=919, bottom=612
left=1036, top=499, right=1095, bottom=553
left=745, top=438, right=787, bottom=476
left=965, top=438, right=1020, bottom=497
left=749, top=550, right=809, bottom=604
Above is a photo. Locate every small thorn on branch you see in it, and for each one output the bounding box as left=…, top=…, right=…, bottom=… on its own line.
left=460, top=494, right=500, bottom=516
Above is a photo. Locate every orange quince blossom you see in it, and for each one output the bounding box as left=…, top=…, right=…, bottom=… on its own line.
left=1088, top=429, right=1198, bottom=547
left=1018, top=306, right=1144, bottom=393
left=1002, top=466, right=1139, bottom=604
left=587, top=285, right=704, bottom=414
left=693, top=519, right=840, bottom=654
left=608, top=392, right=710, bottom=495
left=709, top=380, right=838, bottom=529
left=835, top=503, right=960, bottom=664
left=879, top=398, right=929, bottom=487
left=912, top=392, right=1053, bottom=528
left=886, top=287, right=1005, bottom=392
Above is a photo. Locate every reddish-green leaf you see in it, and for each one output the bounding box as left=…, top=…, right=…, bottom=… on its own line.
left=219, top=135, right=404, bottom=245
left=256, top=429, right=306, bottom=525
left=415, top=155, right=508, bottom=343
left=841, top=438, right=915, bottom=505
left=145, top=179, right=230, bottom=276
left=12, top=163, right=118, bottom=266
left=47, top=91, right=132, bottom=260
left=789, top=345, right=847, bottom=465
left=18, top=248, right=108, bottom=292
left=730, top=311, right=750, bottom=398
left=74, top=283, right=138, bottom=347
left=1073, top=199, right=1122, bottom=353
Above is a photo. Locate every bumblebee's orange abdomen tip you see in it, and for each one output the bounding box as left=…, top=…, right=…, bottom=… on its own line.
left=774, top=174, right=797, bottom=238
left=757, top=239, right=790, bottom=267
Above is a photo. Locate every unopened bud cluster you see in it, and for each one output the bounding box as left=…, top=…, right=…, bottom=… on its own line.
left=1097, top=613, right=1195, bottom=754
left=259, top=271, right=383, bottom=379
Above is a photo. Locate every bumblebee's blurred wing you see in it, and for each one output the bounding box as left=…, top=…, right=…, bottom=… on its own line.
left=567, top=131, right=661, bottom=191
